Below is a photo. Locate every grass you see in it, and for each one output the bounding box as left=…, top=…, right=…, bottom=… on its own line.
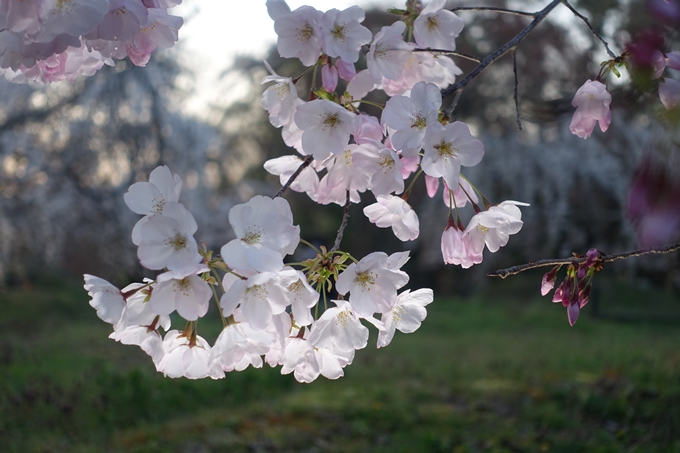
left=1, top=276, right=679, bottom=452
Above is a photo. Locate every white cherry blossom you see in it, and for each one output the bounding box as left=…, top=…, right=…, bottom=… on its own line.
left=422, top=121, right=485, bottom=189
left=264, top=155, right=320, bottom=201
left=363, top=195, right=420, bottom=241
left=441, top=226, right=480, bottom=268
left=294, top=99, right=357, bottom=160
left=320, top=6, right=372, bottom=63
left=209, top=320, right=276, bottom=372
left=273, top=5, right=323, bottom=66
left=261, top=60, right=299, bottom=128
left=465, top=201, right=529, bottom=258
left=84, top=274, right=125, bottom=324
left=381, top=81, right=442, bottom=156
left=377, top=289, right=434, bottom=348
left=221, top=196, right=300, bottom=273
left=124, top=165, right=182, bottom=216
left=336, top=252, right=409, bottom=317
left=149, top=265, right=211, bottom=321
left=308, top=300, right=370, bottom=353
left=157, top=330, right=225, bottom=380
left=414, top=0, right=465, bottom=51
left=367, top=21, right=412, bottom=81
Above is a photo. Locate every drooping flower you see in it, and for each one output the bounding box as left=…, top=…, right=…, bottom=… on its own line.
left=377, top=289, right=434, bottom=348
left=307, top=300, right=371, bottom=353
left=464, top=201, right=529, bottom=259
left=261, top=60, right=299, bottom=128
left=569, top=79, right=612, bottom=139
left=441, top=226, right=480, bottom=268
left=221, top=196, right=300, bottom=273
left=157, top=330, right=225, bottom=380
left=363, top=195, right=420, bottom=241
left=84, top=274, right=126, bottom=324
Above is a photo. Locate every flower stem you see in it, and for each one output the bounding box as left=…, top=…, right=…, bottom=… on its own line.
left=208, top=265, right=228, bottom=328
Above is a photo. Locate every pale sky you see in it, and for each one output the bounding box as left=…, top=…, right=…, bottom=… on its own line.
left=174, top=0, right=391, bottom=115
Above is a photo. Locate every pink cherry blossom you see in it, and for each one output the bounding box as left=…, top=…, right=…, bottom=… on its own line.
left=320, top=6, right=372, bottom=64
left=441, top=226, right=480, bottom=268
left=569, top=79, right=612, bottom=139
left=321, top=61, right=339, bottom=91
left=659, top=78, right=680, bottom=110
left=367, top=21, right=412, bottom=81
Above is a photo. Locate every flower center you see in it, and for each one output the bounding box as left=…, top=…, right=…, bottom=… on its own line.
left=426, top=15, right=439, bottom=32
left=275, top=83, right=290, bottom=99
left=378, top=155, right=395, bottom=173
left=337, top=309, right=352, bottom=327
left=355, top=271, right=376, bottom=289
left=166, top=233, right=187, bottom=251
left=342, top=149, right=353, bottom=165
left=174, top=277, right=191, bottom=296
left=433, top=141, right=457, bottom=158
left=246, top=284, right=268, bottom=299
left=321, top=113, right=341, bottom=130
left=391, top=304, right=407, bottom=322
left=151, top=195, right=166, bottom=214
left=477, top=225, right=489, bottom=233
left=331, top=23, right=347, bottom=42
left=410, top=114, right=427, bottom=129
left=242, top=227, right=262, bottom=244
left=296, top=23, right=315, bottom=42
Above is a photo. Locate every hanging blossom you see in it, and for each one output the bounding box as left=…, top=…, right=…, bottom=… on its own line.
left=569, top=80, right=612, bottom=139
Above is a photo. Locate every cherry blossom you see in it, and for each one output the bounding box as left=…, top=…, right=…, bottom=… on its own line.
left=319, top=6, right=372, bottom=63
left=210, top=320, right=276, bottom=372
left=381, top=81, right=442, bottom=156
left=367, top=21, right=412, bottom=81
left=659, top=78, right=680, bottom=110
left=377, top=289, right=434, bottom=348
left=149, top=265, right=212, bottom=321
left=421, top=121, right=485, bottom=189
left=336, top=251, right=409, bottom=317
left=569, top=79, right=612, bottom=139
left=157, top=330, right=225, bottom=379
left=264, top=155, right=320, bottom=201
left=363, top=195, right=420, bottom=241
left=294, top=99, right=357, bottom=160
left=220, top=196, right=300, bottom=273
left=308, top=300, right=372, bottom=353
left=84, top=275, right=126, bottom=324
left=261, top=61, right=299, bottom=128
left=465, top=201, right=529, bottom=259
left=273, top=5, right=323, bottom=66
left=413, top=0, right=465, bottom=51
left=125, top=165, right=182, bottom=216
left=441, top=226, right=480, bottom=268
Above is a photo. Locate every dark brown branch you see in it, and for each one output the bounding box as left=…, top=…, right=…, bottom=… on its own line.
left=450, top=6, right=537, bottom=17
left=487, top=242, right=680, bottom=279
left=560, top=0, right=617, bottom=59
left=413, top=48, right=482, bottom=63
left=442, top=0, right=561, bottom=117
left=273, top=155, right=314, bottom=198
left=331, top=191, right=351, bottom=252
left=512, top=48, right=522, bottom=131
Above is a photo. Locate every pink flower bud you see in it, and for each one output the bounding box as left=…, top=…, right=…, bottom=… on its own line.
left=585, top=248, right=600, bottom=267
left=570, top=80, right=612, bottom=139
left=567, top=301, right=580, bottom=326
left=541, top=265, right=560, bottom=296
left=336, top=58, right=357, bottom=81
left=322, top=63, right=339, bottom=92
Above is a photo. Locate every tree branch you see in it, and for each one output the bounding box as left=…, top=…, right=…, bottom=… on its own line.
left=413, top=48, right=482, bottom=63
left=442, top=0, right=561, bottom=117
left=273, top=155, right=314, bottom=198
left=512, top=48, right=522, bottom=131
left=331, top=191, right=351, bottom=252
left=487, top=242, right=680, bottom=278
left=560, top=0, right=618, bottom=59
left=450, top=6, right=537, bottom=17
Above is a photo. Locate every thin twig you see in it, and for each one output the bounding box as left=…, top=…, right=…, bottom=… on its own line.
left=442, top=0, right=561, bottom=117
left=560, top=0, right=617, bottom=59
left=413, top=48, right=482, bottom=63
left=450, top=6, right=537, bottom=17
left=487, top=242, right=680, bottom=278
left=512, top=48, right=522, bottom=131
left=331, top=191, right=351, bottom=252
left=273, top=155, right=314, bottom=198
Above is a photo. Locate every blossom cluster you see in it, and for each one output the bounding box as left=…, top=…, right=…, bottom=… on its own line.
left=263, top=0, right=528, bottom=269
left=0, top=0, right=182, bottom=84
left=85, top=165, right=434, bottom=382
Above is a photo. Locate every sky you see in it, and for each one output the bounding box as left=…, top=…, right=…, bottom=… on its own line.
left=173, top=0, right=391, bottom=115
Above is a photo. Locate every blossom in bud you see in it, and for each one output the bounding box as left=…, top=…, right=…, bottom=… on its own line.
left=585, top=249, right=600, bottom=267
left=137, top=202, right=202, bottom=274
left=336, top=251, right=409, bottom=317
left=441, top=226, right=479, bottom=268
left=221, top=196, right=300, bottom=273
left=413, top=0, right=465, bottom=51
left=569, top=80, right=612, bottom=139
left=321, top=62, right=338, bottom=91
left=157, top=330, right=225, bottom=379
left=320, top=6, right=372, bottom=64
left=650, top=50, right=667, bottom=79
left=367, top=21, right=412, bottom=81
left=354, top=114, right=383, bottom=145
left=336, top=58, right=356, bottom=81
left=382, top=81, right=442, bottom=157
left=659, top=78, right=680, bottom=110
left=666, top=51, right=680, bottom=70
left=421, top=121, right=485, bottom=189
left=149, top=265, right=212, bottom=321
left=84, top=274, right=126, bottom=324
left=294, top=99, right=357, bottom=160
left=377, top=289, right=434, bottom=348
left=273, top=5, right=323, bottom=66
left=540, top=266, right=560, bottom=296
left=363, top=195, right=420, bottom=241
left=261, top=60, right=299, bottom=128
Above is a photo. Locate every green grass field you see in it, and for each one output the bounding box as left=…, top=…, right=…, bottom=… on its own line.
left=1, top=276, right=679, bottom=453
